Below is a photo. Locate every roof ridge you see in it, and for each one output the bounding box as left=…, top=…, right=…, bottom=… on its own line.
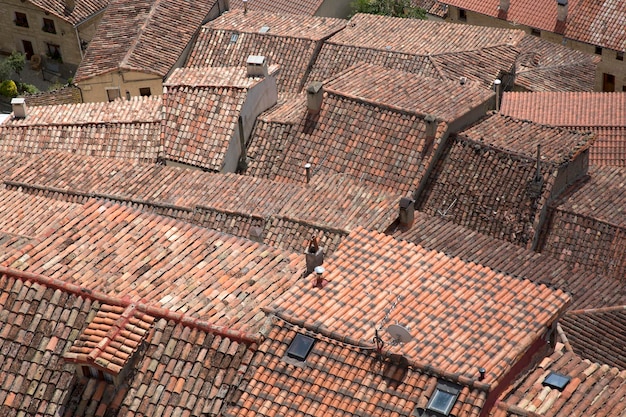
left=0, top=265, right=263, bottom=345
left=120, top=0, right=163, bottom=69
left=566, top=305, right=626, bottom=315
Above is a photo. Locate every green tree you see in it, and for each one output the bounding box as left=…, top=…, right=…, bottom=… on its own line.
left=351, top=0, right=426, bottom=18
left=5, top=51, right=25, bottom=78
left=0, top=80, right=18, bottom=98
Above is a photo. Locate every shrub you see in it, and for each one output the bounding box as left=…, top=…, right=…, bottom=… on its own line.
left=17, top=82, right=39, bottom=95
left=0, top=80, right=18, bottom=98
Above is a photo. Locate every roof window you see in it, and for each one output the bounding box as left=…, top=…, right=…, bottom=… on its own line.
left=426, top=380, right=461, bottom=416
left=230, top=33, right=239, bottom=43
left=259, top=26, right=270, bottom=33
left=542, top=372, right=571, bottom=391
left=286, top=333, right=315, bottom=361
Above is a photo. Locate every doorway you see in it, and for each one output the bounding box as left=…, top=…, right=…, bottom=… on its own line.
left=22, top=40, right=34, bottom=60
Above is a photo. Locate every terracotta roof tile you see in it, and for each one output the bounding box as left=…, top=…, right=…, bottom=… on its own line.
left=0, top=197, right=303, bottom=331
left=228, top=0, right=325, bottom=16
left=0, top=96, right=161, bottom=162
left=501, top=91, right=626, bottom=166
left=26, top=0, right=109, bottom=26
left=225, top=317, right=487, bottom=417
left=3, top=152, right=400, bottom=254
left=441, top=0, right=580, bottom=33
left=22, top=86, right=82, bottom=107
left=540, top=165, right=626, bottom=281
left=0, top=268, right=257, bottom=416
left=416, top=113, right=593, bottom=247
left=186, top=10, right=346, bottom=93
left=270, top=227, right=571, bottom=386
left=75, top=0, right=219, bottom=82
left=306, top=14, right=525, bottom=89
left=247, top=63, right=482, bottom=194
left=561, top=306, right=626, bottom=370
left=514, top=35, right=600, bottom=92
left=390, top=210, right=626, bottom=311
left=494, top=344, right=626, bottom=416
left=323, top=62, right=494, bottom=122
left=163, top=66, right=278, bottom=170
left=501, top=91, right=626, bottom=127
left=565, top=0, right=626, bottom=52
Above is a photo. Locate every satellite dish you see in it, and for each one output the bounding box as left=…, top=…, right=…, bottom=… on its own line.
left=386, top=324, right=413, bottom=344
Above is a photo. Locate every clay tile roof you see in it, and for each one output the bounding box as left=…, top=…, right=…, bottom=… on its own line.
left=493, top=343, right=626, bottom=416
left=324, top=62, right=494, bottom=122
left=26, top=0, right=109, bottom=26
left=0, top=96, right=161, bottom=162
left=501, top=91, right=626, bottom=166
left=270, top=227, right=571, bottom=386
left=390, top=211, right=626, bottom=310
left=246, top=66, right=455, bottom=194
left=540, top=165, right=626, bottom=281
left=0, top=267, right=257, bottom=416
left=565, top=0, right=626, bottom=51
left=225, top=317, right=487, bottom=417
left=560, top=306, right=626, bottom=370
left=228, top=0, right=325, bottom=16
left=514, top=35, right=600, bottom=92
left=74, top=0, right=218, bottom=82
left=186, top=9, right=346, bottom=93
left=306, top=13, right=525, bottom=89
left=416, top=113, right=593, bottom=246
left=162, top=66, right=278, bottom=170
left=0, top=197, right=304, bottom=331
left=441, top=0, right=580, bottom=33
left=0, top=273, right=96, bottom=416
left=3, top=152, right=400, bottom=254
left=501, top=92, right=626, bottom=127
left=64, top=303, right=155, bottom=376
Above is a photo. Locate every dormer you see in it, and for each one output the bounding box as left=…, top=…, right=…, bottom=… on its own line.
left=63, top=303, right=154, bottom=386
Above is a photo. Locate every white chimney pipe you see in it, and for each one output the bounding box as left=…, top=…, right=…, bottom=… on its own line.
left=493, top=79, right=502, bottom=111
left=11, top=98, right=26, bottom=119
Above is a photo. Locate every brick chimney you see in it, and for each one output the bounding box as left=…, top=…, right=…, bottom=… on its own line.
left=557, top=0, right=568, bottom=22
left=399, top=197, right=415, bottom=228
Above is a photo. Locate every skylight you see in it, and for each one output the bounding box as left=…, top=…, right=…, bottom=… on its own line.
left=230, top=33, right=239, bottom=43
left=259, top=26, right=270, bottom=33
left=426, top=381, right=461, bottom=416
left=543, top=372, right=571, bottom=391
left=286, top=334, right=315, bottom=361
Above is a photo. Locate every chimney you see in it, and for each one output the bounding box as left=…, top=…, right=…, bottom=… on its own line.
left=499, top=0, right=510, bottom=12
left=557, top=0, right=568, bottom=22
left=306, top=82, right=323, bottom=114
left=246, top=55, right=267, bottom=77
left=493, top=79, right=502, bottom=111
left=249, top=226, right=263, bottom=243
left=313, top=266, right=327, bottom=288
left=305, top=236, right=324, bottom=274
left=304, top=163, right=311, bottom=183
left=399, top=197, right=415, bottom=228
left=11, top=98, right=26, bottom=119
left=64, top=0, right=75, bottom=13
left=243, top=0, right=247, bottom=13
left=421, top=114, right=437, bottom=158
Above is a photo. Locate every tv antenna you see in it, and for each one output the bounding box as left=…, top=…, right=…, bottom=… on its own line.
left=386, top=324, right=413, bottom=344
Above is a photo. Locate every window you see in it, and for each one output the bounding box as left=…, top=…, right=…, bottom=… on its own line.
left=531, top=28, right=541, bottom=37
left=15, top=12, right=28, bottom=28
left=46, top=43, right=62, bottom=62
left=42, top=18, right=56, bottom=34
left=230, top=33, right=239, bottom=43
left=595, top=46, right=602, bottom=55
left=426, top=381, right=461, bottom=416
left=286, top=334, right=315, bottom=361
left=139, top=87, right=151, bottom=97
left=543, top=372, right=571, bottom=391
left=459, top=9, right=467, bottom=21
left=106, top=87, right=121, bottom=102
left=617, top=51, right=624, bottom=61
left=602, top=73, right=615, bottom=92
left=259, top=25, right=270, bottom=33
